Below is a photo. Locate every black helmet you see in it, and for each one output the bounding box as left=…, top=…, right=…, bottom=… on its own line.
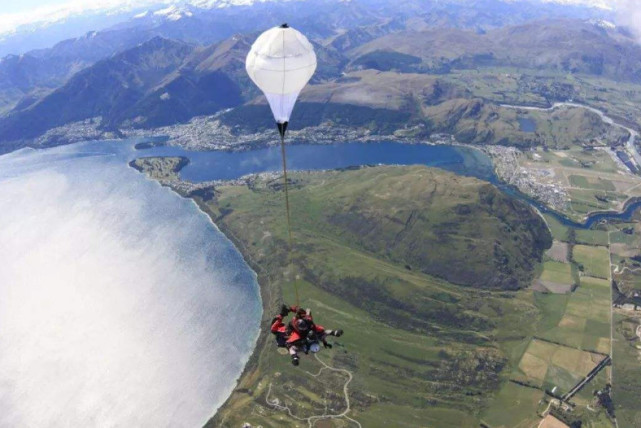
left=295, top=318, right=309, bottom=331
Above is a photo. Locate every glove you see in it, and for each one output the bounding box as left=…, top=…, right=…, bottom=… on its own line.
left=333, top=329, right=343, bottom=337
left=279, top=304, right=290, bottom=318
left=323, top=342, right=333, bottom=349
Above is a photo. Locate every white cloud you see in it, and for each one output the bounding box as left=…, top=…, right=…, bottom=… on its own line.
left=0, top=0, right=169, bottom=36
left=0, top=0, right=291, bottom=37
left=617, top=0, right=641, bottom=42
left=539, top=0, right=614, bottom=10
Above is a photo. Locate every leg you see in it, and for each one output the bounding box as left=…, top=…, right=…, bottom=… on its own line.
left=288, top=345, right=300, bottom=366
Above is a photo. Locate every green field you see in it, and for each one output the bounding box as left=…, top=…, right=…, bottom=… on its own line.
left=569, top=175, right=616, bottom=192
left=540, top=261, right=574, bottom=284
left=544, top=214, right=570, bottom=241
left=612, top=313, right=641, bottom=427
left=537, top=276, right=611, bottom=353
left=575, top=229, right=610, bottom=246
left=481, top=381, right=544, bottom=428
left=574, top=245, right=611, bottom=279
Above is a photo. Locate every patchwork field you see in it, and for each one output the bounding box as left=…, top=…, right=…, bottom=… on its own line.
left=538, top=275, right=611, bottom=352
left=612, top=313, right=641, bottom=427
left=486, top=209, right=616, bottom=427
left=515, top=339, right=602, bottom=393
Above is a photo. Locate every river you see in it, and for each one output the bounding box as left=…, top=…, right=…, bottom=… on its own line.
left=0, top=141, right=261, bottom=427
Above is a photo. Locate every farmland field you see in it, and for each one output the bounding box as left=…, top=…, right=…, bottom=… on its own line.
left=540, top=261, right=574, bottom=285
left=574, top=245, right=611, bottom=279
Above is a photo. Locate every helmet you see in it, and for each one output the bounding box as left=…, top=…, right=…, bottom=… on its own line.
left=295, top=318, right=309, bottom=331
left=309, top=342, right=321, bottom=353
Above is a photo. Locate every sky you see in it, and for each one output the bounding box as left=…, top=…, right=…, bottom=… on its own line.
left=3, top=0, right=60, bottom=14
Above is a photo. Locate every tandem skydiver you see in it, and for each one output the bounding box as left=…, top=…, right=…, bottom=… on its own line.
left=270, top=304, right=343, bottom=366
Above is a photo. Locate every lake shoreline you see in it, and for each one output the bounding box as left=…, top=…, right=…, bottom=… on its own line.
left=124, top=162, right=276, bottom=426
left=132, top=141, right=641, bottom=230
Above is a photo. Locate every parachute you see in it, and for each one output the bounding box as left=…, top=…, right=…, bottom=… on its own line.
left=245, top=24, right=317, bottom=306
left=245, top=23, right=317, bottom=136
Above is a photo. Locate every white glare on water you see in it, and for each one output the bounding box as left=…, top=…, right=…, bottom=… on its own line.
left=0, top=144, right=261, bottom=427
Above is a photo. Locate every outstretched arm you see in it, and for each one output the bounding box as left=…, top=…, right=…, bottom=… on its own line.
left=270, top=315, right=285, bottom=333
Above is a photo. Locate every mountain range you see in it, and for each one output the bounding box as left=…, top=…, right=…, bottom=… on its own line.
left=0, top=0, right=637, bottom=151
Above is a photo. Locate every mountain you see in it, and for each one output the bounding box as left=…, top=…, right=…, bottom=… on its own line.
left=0, top=28, right=157, bottom=114
left=347, top=19, right=641, bottom=82
left=114, top=35, right=254, bottom=129
left=296, top=166, right=552, bottom=290
left=0, top=0, right=634, bottom=150
left=0, top=37, right=195, bottom=143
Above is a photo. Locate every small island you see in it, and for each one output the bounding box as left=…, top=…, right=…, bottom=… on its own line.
left=129, top=156, right=189, bottom=183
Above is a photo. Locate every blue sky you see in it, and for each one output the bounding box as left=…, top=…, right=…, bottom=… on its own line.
left=4, top=0, right=62, bottom=14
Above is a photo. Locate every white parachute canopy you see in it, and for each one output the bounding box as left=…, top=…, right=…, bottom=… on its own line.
left=245, top=24, right=317, bottom=128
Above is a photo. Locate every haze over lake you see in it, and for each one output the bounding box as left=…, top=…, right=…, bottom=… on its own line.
left=0, top=141, right=261, bottom=427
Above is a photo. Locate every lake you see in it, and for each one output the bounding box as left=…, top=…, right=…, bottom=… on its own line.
left=0, top=140, right=261, bottom=427
left=518, top=117, right=537, bottom=133
left=140, top=141, right=497, bottom=183
left=138, top=140, right=641, bottom=229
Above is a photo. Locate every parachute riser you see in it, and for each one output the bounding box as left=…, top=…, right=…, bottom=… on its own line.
left=277, top=121, right=289, bottom=139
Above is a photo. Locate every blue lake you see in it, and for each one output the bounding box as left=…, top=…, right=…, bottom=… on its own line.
left=140, top=141, right=497, bottom=184
left=138, top=140, right=641, bottom=229
left=0, top=140, right=261, bottom=427
left=518, top=117, right=537, bottom=133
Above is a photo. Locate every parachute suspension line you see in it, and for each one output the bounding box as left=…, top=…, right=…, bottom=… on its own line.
left=279, top=130, right=300, bottom=307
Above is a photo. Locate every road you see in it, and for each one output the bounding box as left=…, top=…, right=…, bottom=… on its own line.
left=266, top=353, right=361, bottom=428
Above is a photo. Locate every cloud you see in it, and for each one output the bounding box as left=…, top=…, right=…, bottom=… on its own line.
left=616, top=0, right=641, bottom=42
left=0, top=0, right=169, bottom=36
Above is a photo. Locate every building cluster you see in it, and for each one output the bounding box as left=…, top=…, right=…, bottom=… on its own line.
left=123, top=115, right=404, bottom=152
left=485, top=145, right=569, bottom=211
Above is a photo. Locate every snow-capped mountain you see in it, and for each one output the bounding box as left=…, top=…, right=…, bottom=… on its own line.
left=540, top=0, right=614, bottom=10
left=0, top=0, right=304, bottom=56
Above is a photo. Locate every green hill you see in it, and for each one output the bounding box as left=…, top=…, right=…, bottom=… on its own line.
left=286, top=166, right=550, bottom=291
